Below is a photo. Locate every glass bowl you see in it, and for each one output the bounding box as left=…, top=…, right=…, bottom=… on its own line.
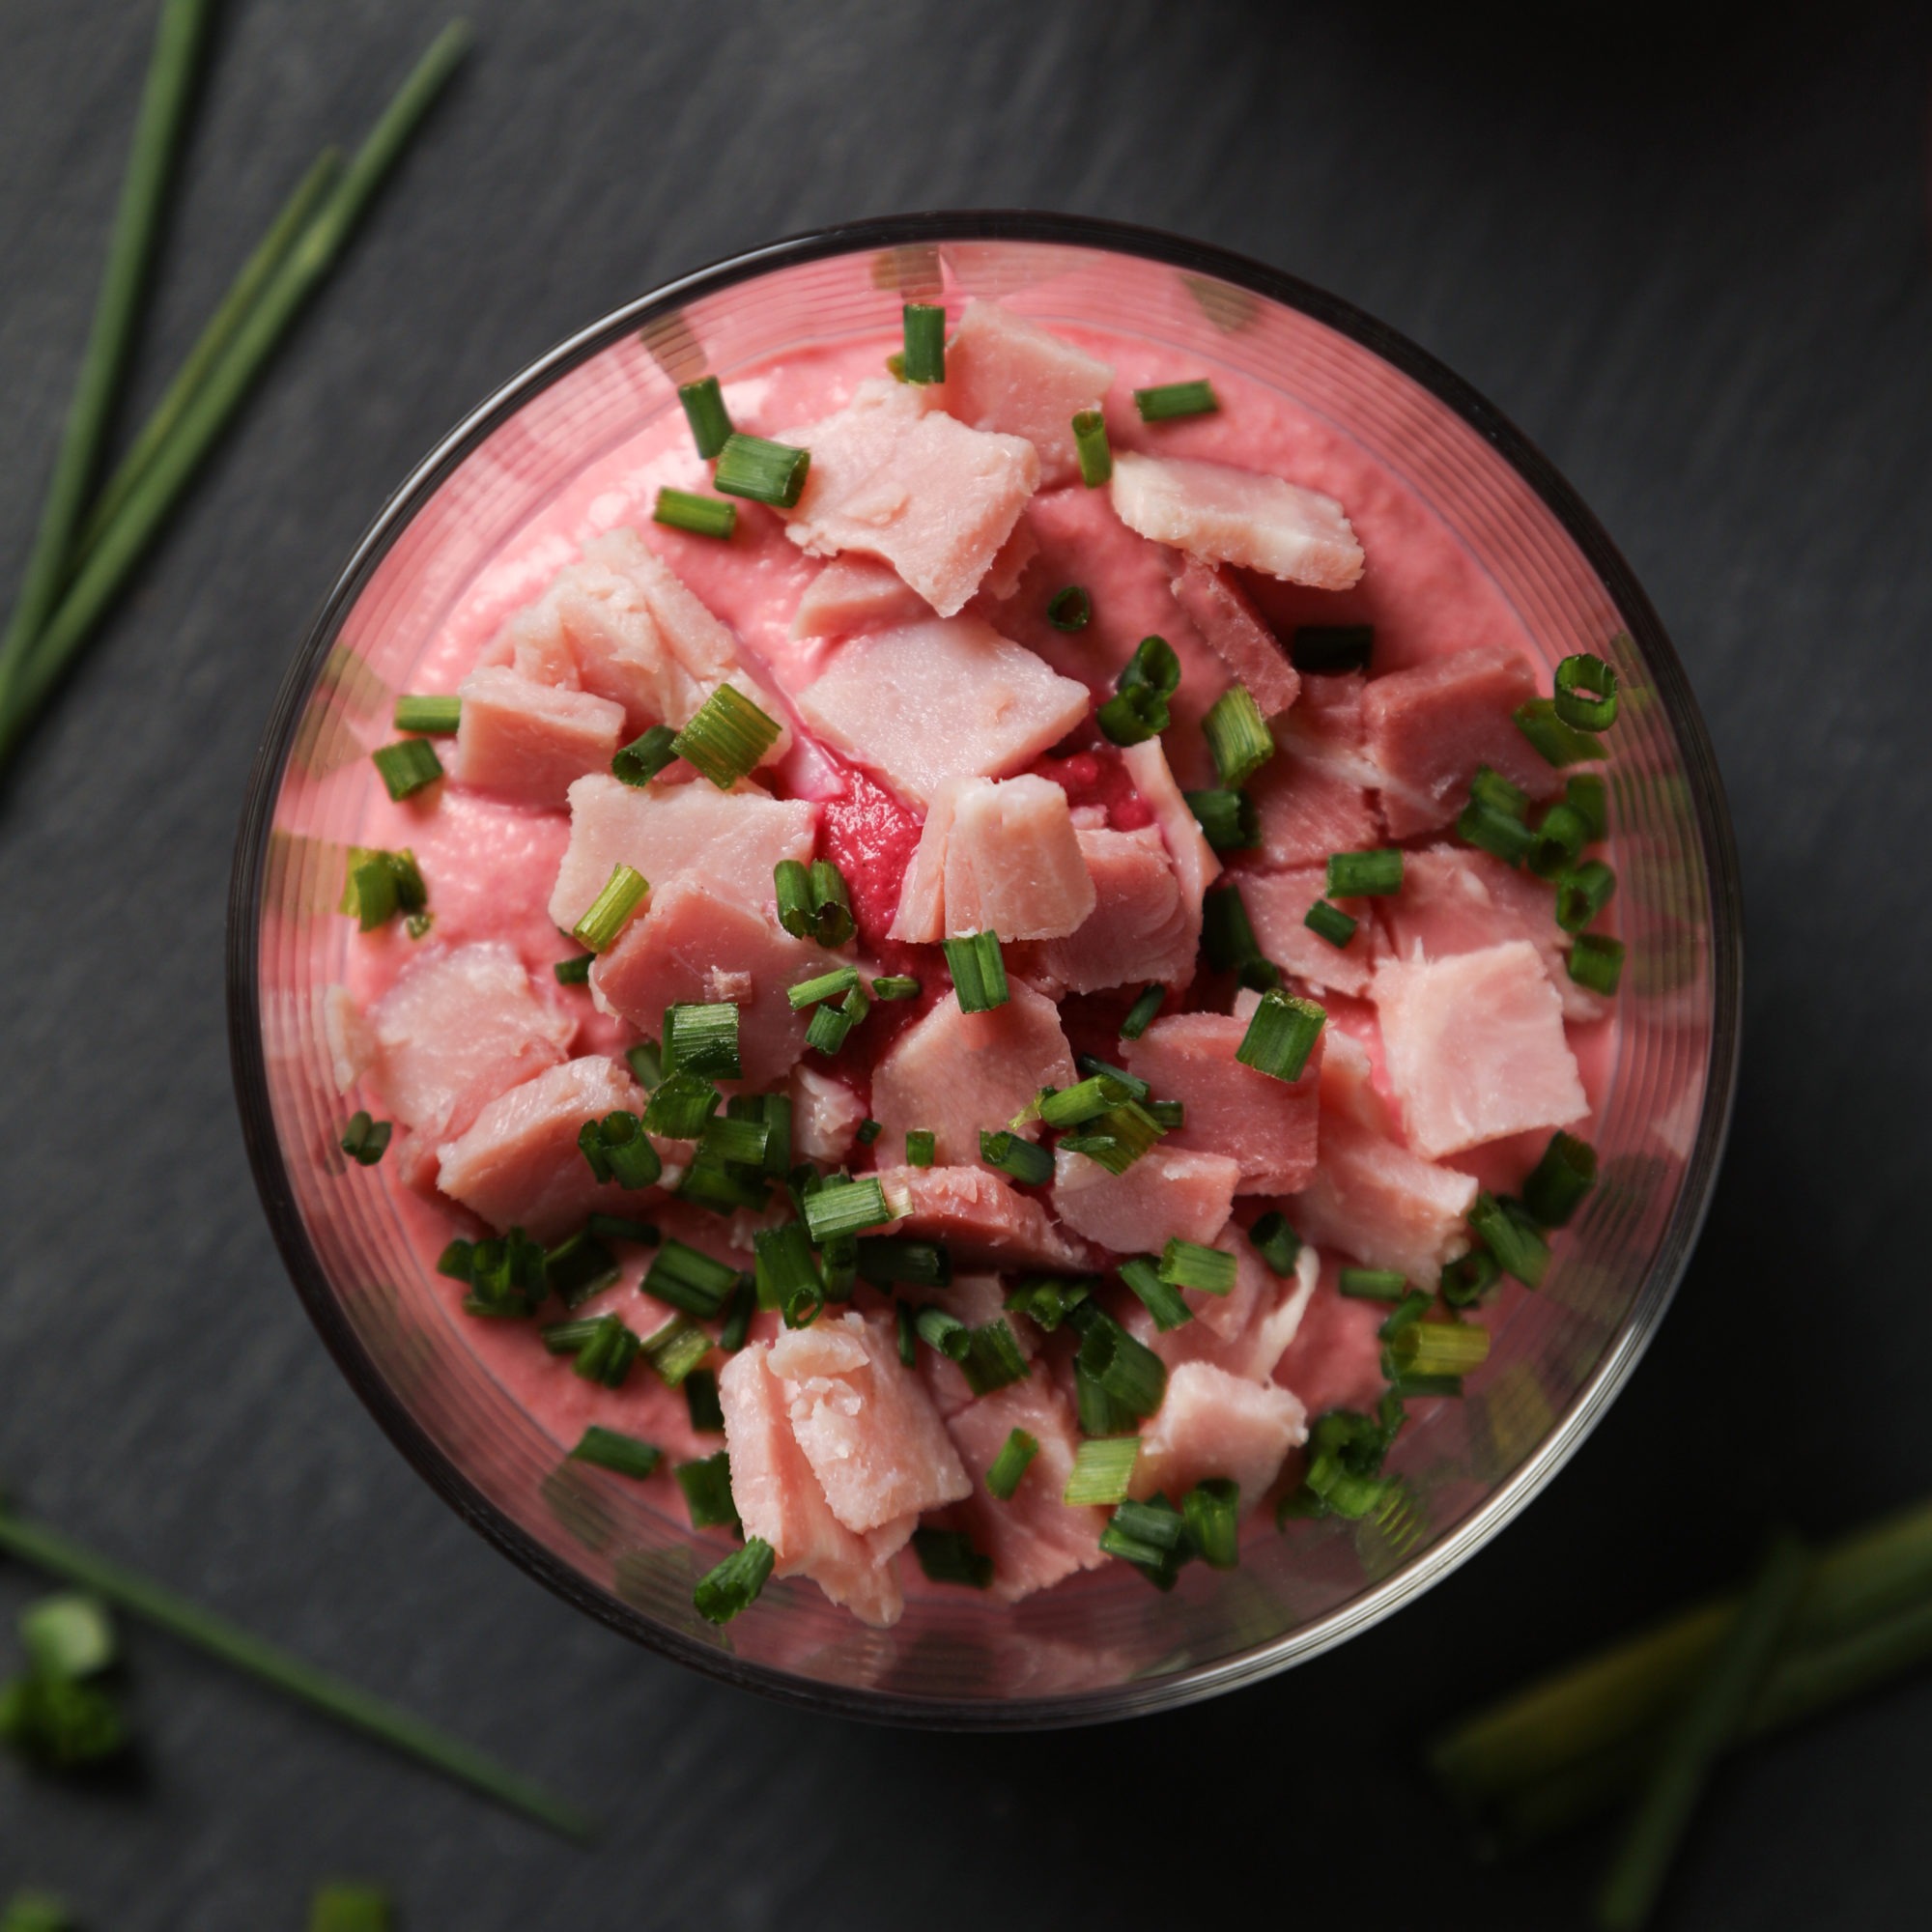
left=227, top=213, right=1741, bottom=1726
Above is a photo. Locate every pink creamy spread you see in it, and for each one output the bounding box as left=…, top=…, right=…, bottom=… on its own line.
left=330, top=298, right=1620, bottom=1629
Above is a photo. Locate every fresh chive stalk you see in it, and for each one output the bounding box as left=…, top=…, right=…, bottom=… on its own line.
left=1303, top=896, right=1359, bottom=948
left=912, top=1528, right=993, bottom=1589
left=1569, top=932, right=1626, bottom=994
left=943, top=929, right=1009, bottom=1012
left=1523, top=1130, right=1598, bottom=1227
left=901, top=302, right=946, bottom=384
left=677, top=376, right=732, bottom=459
left=1469, top=1193, right=1550, bottom=1288
left=1121, top=982, right=1166, bottom=1039
left=905, top=1128, right=936, bottom=1167
left=1071, top=408, right=1112, bottom=486
left=870, top=974, right=920, bottom=1001
left=1201, top=882, right=1280, bottom=990
left=663, top=1000, right=741, bottom=1079
left=554, top=952, right=593, bottom=985
left=1202, top=684, right=1274, bottom=787
left=639, top=1316, right=712, bottom=1388
left=914, top=1304, right=970, bottom=1361
left=371, top=737, right=442, bottom=800
left=979, top=1129, right=1053, bottom=1188
left=1388, top=1318, right=1491, bottom=1380
left=1236, top=989, right=1325, bottom=1083
left=694, top=1537, right=774, bottom=1624
left=1557, top=861, right=1617, bottom=934
left=1248, top=1211, right=1302, bottom=1275
left=339, top=1111, right=391, bottom=1166
left=568, top=1427, right=661, bottom=1480
left=1158, top=1238, right=1236, bottom=1296
left=1184, top=786, right=1259, bottom=852
left=652, top=487, right=736, bottom=541
left=1326, top=848, right=1403, bottom=896
left=1076, top=1313, right=1166, bottom=1418
left=573, top=864, right=648, bottom=952
left=640, top=1070, right=719, bottom=1139
left=1064, top=1436, right=1140, bottom=1506
left=802, top=1176, right=894, bottom=1241
left=392, top=693, right=460, bottom=734
left=984, top=1428, right=1041, bottom=1500
left=675, top=1452, right=739, bottom=1531
left=644, top=1238, right=738, bottom=1318
left=1134, top=380, right=1218, bottom=421
left=713, top=433, right=810, bottom=508
left=1047, top=584, right=1091, bottom=631
left=612, top=723, right=680, bottom=786
left=1183, top=1478, right=1241, bottom=1570
left=1339, top=1266, right=1408, bottom=1301
left=787, top=966, right=861, bottom=1010
left=1515, top=697, right=1600, bottom=767
left=1118, top=1255, right=1192, bottom=1331
left=669, top=684, right=781, bottom=789
left=1555, top=651, right=1620, bottom=732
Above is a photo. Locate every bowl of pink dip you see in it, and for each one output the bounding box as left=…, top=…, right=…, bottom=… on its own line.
left=228, top=213, right=1740, bottom=1723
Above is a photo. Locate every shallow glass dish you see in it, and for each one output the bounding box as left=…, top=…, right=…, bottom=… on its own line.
left=228, top=212, right=1741, bottom=1725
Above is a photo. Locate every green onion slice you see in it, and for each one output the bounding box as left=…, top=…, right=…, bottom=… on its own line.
left=640, top=1069, right=719, bottom=1139
left=1325, top=847, right=1404, bottom=896
left=803, top=1176, right=894, bottom=1241
left=1514, top=697, right=1600, bottom=767
left=1184, top=786, right=1259, bottom=852
left=1118, top=1255, right=1192, bottom=1331
left=611, top=723, right=682, bottom=788
left=1047, top=585, right=1091, bottom=631
left=902, top=301, right=946, bottom=384
left=1159, top=1238, right=1236, bottom=1296
left=393, top=694, right=460, bottom=734
left=1183, top=1477, right=1241, bottom=1570
left=1468, top=1192, right=1550, bottom=1288
left=1201, top=882, right=1280, bottom=990
left=1076, top=1312, right=1166, bottom=1419
left=669, top=684, right=781, bottom=789
left=371, top=737, right=443, bottom=802
left=1339, top=1266, right=1408, bottom=1301
left=1236, top=989, right=1325, bottom=1083
left=1120, top=982, right=1166, bottom=1040
left=911, top=1527, right=992, bottom=1588
left=1523, top=1129, right=1598, bottom=1227
left=713, top=432, right=810, bottom=508
left=787, top=966, right=861, bottom=1010
left=1248, top=1211, right=1302, bottom=1276
left=644, top=1238, right=739, bottom=1318
left=905, top=1128, right=936, bottom=1168
left=960, top=1320, right=1030, bottom=1397
left=568, top=1426, right=662, bottom=1481
left=1071, top=408, right=1112, bottom=487
left=753, top=1221, right=820, bottom=1313
left=1566, top=771, right=1609, bottom=842
left=694, top=1537, right=774, bottom=1625
left=870, top=974, right=921, bottom=1001
left=1389, top=1318, right=1492, bottom=1380
left=338, top=1111, right=392, bottom=1167
left=943, top=929, right=1009, bottom=1012
left=653, top=487, right=735, bottom=541
left=678, top=375, right=733, bottom=459
left=1064, top=1435, right=1141, bottom=1506
left=1134, top=379, right=1218, bottom=421
left=1202, top=683, right=1274, bottom=788
left=553, top=952, right=593, bottom=985
left=979, top=1129, right=1053, bottom=1187
left=663, top=1000, right=742, bottom=1079
left=674, top=1451, right=740, bottom=1530
left=1568, top=931, right=1626, bottom=995
left=1303, top=897, right=1358, bottom=948
left=572, top=863, right=648, bottom=952
left=854, top=1236, right=951, bottom=1289
left=984, top=1428, right=1041, bottom=1500
left=1556, top=860, right=1617, bottom=934
left=684, top=1368, right=725, bottom=1435
left=1553, top=651, right=1619, bottom=731
left=640, top=1316, right=713, bottom=1388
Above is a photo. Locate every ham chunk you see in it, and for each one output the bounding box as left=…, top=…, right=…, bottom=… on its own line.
left=1110, top=452, right=1365, bottom=589
left=1170, top=557, right=1300, bottom=718
left=917, top=1275, right=1039, bottom=1420
left=1121, top=737, right=1220, bottom=915
left=1289, top=1112, right=1477, bottom=1284
left=891, top=775, right=1094, bottom=943
left=1122, top=1013, right=1321, bottom=1195
left=868, top=983, right=1076, bottom=1168
left=790, top=1065, right=868, bottom=1164
left=979, top=512, right=1038, bottom=601
left=450, top=666, right=624, bottom=807
left=1133, top=1240, right=1321, bottom=1384
left=796, top=616, right=1091, bottom=807
left=1384, top=845, right=1602, bottom=1022
left=1012, top=827, right=1194, bottom=996
left=1372, top=941, right=1587, bottom=1159
left=940, top=299, right=1114, bottom=487
left=946, top=1375, right=1110, bottom=1603
left=720, top=1343, right=907, bottom=1628
left=1238, top=865, right=1378, bottom=999
left=1051, top=1146, right=1239, bottom=1254
left=1273, top=1256, right=1393, bottom=1417
left=1362, top=641, right=1563, bottom=838
left=875, top=1165, right=1095, bottom=1271
left=436, top=1055, right=648, bottom=1240
left=547, top=775, right=816, bottom=931
left=1248, top=712, right=1383, bottom=870
left=591, top=879, right=844, bottom=1088
left=1130, top=1362, right=1308, bottom=1504
left=780, top=379, right=1039, bottom=616
left=367, top=942, right=573, bottom=1139
left=790, top=554, right=929, bottom=639
left=768, top=1313, right=971, bottom=1533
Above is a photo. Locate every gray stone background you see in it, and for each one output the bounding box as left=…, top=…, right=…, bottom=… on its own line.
left=2, top=0, right=1929, bottom=1924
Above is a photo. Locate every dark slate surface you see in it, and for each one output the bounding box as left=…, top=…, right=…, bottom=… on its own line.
left=3, top=1, right=1929, bottom=1924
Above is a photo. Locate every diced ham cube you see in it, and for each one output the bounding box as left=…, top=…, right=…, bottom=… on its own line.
left=874, top=1165, right=1095, bottom=1271
left=1270, top=1255, right=1392, bottom=1417
left=583, top=527, right=743, bottom=684
left=1320, top=1024, right=1398, bottom=1135
left=780, top=379, right=1040, bottom=616
left=590, top=878, right=844, bottom=1088
left=940, top=299, right=1115, bottom=487
left=893, top=775, right=1095, bottom=943
left=1122, top=1013, right=1321, bottom=1195
left=918, top=1275, right=1037, bottom=1420
left=886, top=781, right=957, bottom=945
left=1129, top=1362, right=1308, bottom=1505
left=1383, top=844, right=1602, bottom=1022
left=1246, top=708, right=1384, bottom=870
left=547, top=774, right=816, bottom=931
left=1170, top=556, right=1300, bottom=717
left=979, top=512, right=1038, bottom=601
left=481, top=601, right=581, bottom=688
left=1011, top=827, right=1194, bottom=996
left=1372, top=940, right=1587, bottom=1159
left=450, top=665, right=625, bottom=807
left=1132, top=1239, right=1321, bottom=1385
left=720, top=1343, right=907, bottom=1628
left=790, top=554, right=930, bottom=639
left=1288, top=1112, right=1477, bottom=1284
left=790, top=1065, right=868, bottom=1164
left=946, top=1375, right=1110, bottom=1603
left=796, top=616, right=1091, bottom=808
left=367, top=942, right=574, bottom=1139
left=1110, top=452, right=1365, bottom=589
left=867, top=982, right=1076, bottom=1168
left=1121, top=736, right=1221, bottom=915
left=1238, top=865, right=1378, bottom=998
left=1050, top=1146, right=1239, bottom=1254
left=1362, top=641, right=1562, bottom=838
left=436, top=1055, right=649, bottom=1240
left=768, top=1312, right=971, bottom=1534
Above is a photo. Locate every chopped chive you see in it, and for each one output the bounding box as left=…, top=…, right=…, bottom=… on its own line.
left=339, top=1111, right=391, bottom=1166
left=1060, top=1098, right=1165, bottom=1176
left=693, top=1535, right=774, bottom=1625
left=774, top=857, right=812, bottom=937
left=985, top=1428, right=1041, bottom=1500
left=1378, top=1289, right=1432, bottom=1340
left=1047, top=584, right=1092, bottom=631
left=699, top=1113, right=770, bottom=1168
left=1514, top=696, right=1600, bottom=767
left=1004, top=1274, right=1094, bottom=1331
left=625, top=1040, right=664, bottom=1091
left=1184, top=786, right=1259, bottom=851
left=901, top=301, right=946, bottom=384
left=806, top=859, right=856, bottom=947
left=1470, top=764, right=1531, bottom=821
left=961, top=1320, right=1030, bottom=1396
left=943, top=929, right=1009, bottom=1012
left=713, top=432, right=810, bottom=508
left=669, top=684, right=781, bottom=789
left=1556, top=860, right=1617, bottom=934
left=787, top=966, right=861, bottom=1010
left=677, top=1144, right=769, bottom=1215
left=340, top=846, right=426, bottom=931
left=674, top=1452, right=740, bottom=1531
left=553, top=952, right=594, bottom=985
left=1077, top=1311, right=1167, bottom=1418
left=1326, top=847, right=1403, bottom=897
left=1147, top=1097, right=1184, bottom=1130
left=1291, top=624, right=1373, bottom=674
left=1064, top=1435, right=1141, bottom=1506
left=568, top=1426, right=662, bottom=1481
left=1037, top=1073, right=1137, bottom=1128
left=573, top=863, right=649, bottom=952
left=435, top=1239, right=474, bottom=1282
left=560, top=1316, right=636, bottom=1387
left=1523, top=1130, right=1599, bottom=1228
left=1203, top=683, right=1274, bottom=788
left=804, top=995, right=857, bottom=1056
left=854, top=1236, right=951, bottom=1289
left=644, top=1238, right=739, bottom=1318
left=1201, top=881, right=1280, bottom=990
left=1134, top=379, right=1218, bottom=421
left=1096, top=682, right=1168, bottom=745
left=677, top=376, right=733, bottom=460
left=1567, top=771, right=1609, bottom=843
left=640, top=1069, right=719, bottom=1138
left=1554, top=651, right=1619, bottom=732
left=1248, top=1211, right=1302, bottom=1275
left=895, top=1297, right=918, bottom=1367
left=684, top=1369, right=725, bottom=1435
left=856, top=1117, right=882, bottom=1147
left=914, top=1304, right=971, bottom=1361
left=1075, top=1361, right=1138, bottom=1436
left=1159, top=1238, right=1237, bottom=1296
left=1121, top=633, right=1182, bottom=697
left=1568, top=931, right=1626, bottom=995
left=905, top=1128, right=936, bottom=1167
left=639, top=1316, right=712, bottom=1388
left=612, top=723, right=681, bottom=786
left=1527, top=799, right=1592, bottom=880
left=1071, top=408, right=1113, bottom=486
left=544, top=1230, right=620, bottom=1309
left=1339, top=1266, right=1408, bottom=1301
left=585, top=1213, right=659, bottom=1245
left=1076, top=1055, right=1151, bottom=1099
left=1121, top=982, right=1166, bottom=1039
left=1101, top=1494, right=1189, bottom=1584
left=1236, top=988, right=1325, bottom=1083
left=753, top=1222, right=819, bottom=1313
left=393, top=693, right=460, bottom=734
left=1457, top=794, right=1540, bottom=867
left=803, top=1175, right=894, bottom=1241
left=979, top=1129, right=1054, bottom=1187
left=586, top=1110, right=661, bottom=1189
left=1439, top=1246, right=1500, bottom=1309
left=308, top=1885, right=392, bottom=1931
left=871, top=974, right=921, bottom=1001
left=663, top=1001, right=741, bottom=1079
left=1119, top=1255, right=1193, bottom=1331
left=738, top=1092, right=793, bottom=1177
left=718, top=1279, right=754, bottom=1352
left=912, top=1527, right=993, bottom=1589
left=1183, top=1477, right=1241, bottom=1570
left=371, top=736, right=443, bottom=800
left=462, top=1231, right=546, bottom=1320
left=1303, top=897, right=1358, bottom=948
left=1469, top=1192, right=1550, bottom=1288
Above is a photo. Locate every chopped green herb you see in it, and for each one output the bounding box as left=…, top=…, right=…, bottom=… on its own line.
left=941, top=928, right=1009, bottom=1012
left=625, top=1040, right=664, bottom=1091
left=1339, top=1266, right=1408, bottom=1302
left=1183, top=1477, right=1241, bottom=1570
left=984, top=1428, right=1041, bottom=1500
left=803, top=1175, right=894, bottom=1241
left=663, top=1001, right=742, bottom=1080
left=371, top=736, right=443, bottom=801
left=674, top=1451, right=740, bottom=1531
left=678, top=374, right=733, bottom=458
left=1378, top=1289, right=1433, bottom=1340
left=713, top=431, right=810, bottom=508
left=568, top=1426, right=662, bottom=1481
left=553, top=952, right=594, bottom=985
left=670, top=683, right=781, bottom=789
left=340, top=846, right=426, bottom=932
left=1568, top=931, right=1626, bottom=995
left=1101, top=1494, right=1189, bottom=1586
left=699, top=1112, right=769, bottom=1168
left=1058, top=1099, right=1165, bottom=1176
left=1247, top=1211, right=1302, bottom=1276
left=640, top=1069, right=719, bottom=1138
left=1096, top=681, right=1167, bottom=745
left=774, top=857, right=813, bottom=938
left=694, top=1536, right=774, bottom=1624
left=787, top=965, right=861, bottom=1010
left=718, top=1278, right=754, bottom=1352
left=1554, top=651, right=1619, bottom=731
left=1528, top=799, right=1592, bottom=880
left=1071, top=408, right=1112, bottom=486
left=1047, top=584, right=1092, bottom=631
left=905, top=1128, right=936, bottom=1167
left=1134, top=379, right=1218, bottom=420
left=1438, top=1245, right=1500, bottom=1309
left=573, top=1315, right=640, bottom=1388
left=1076, top=1310, right=1167, bottom=1418
left=1159, top=1238, right=1237, bottom=1296
left=855, top=1236, right=951, bottom=1289
left=393, top=693, right=460, bottom=734
left=960, top=1319, right=1031, bottom=1396
left=1064, top=1435, right=1141, bottom=1506
left=1523, top=1129, right=1598, bottom=1227
left=895, top=1297, right=918, bottom=1367
left=644, top=1238, right=739, bottom=1318
left=1303, top=897, right=1358, bottom=948
left=1469, top=1192, right=1550, bottom=1288
left=1119, top=1254, right=1193, bottom=1331
left=1325, top=847, right=1403, bottom=897
left=544, top=1229, right=620, bottom=1308
left=640, top=1316, right=715, bottom=1388
left=1037, top=1073, right=1137, bottom=1128
left=902, top=301, right=946, bottom=384
left=1514, top=696, right=1600, bottom=767
left=572, top=863, right=648, bottom=952
left=913, top=1527, right=993, bottom=1588
left=1566, top=771, right=1609, bottom=843
left=1184, top=785, right=1259, bottom=851
left=1004, top=1274, right=1095, bottom=1332
left=914, top=1303, right=970, bottom=1361
left=1236, top=988, right=1325, bottom=1083
left=1201, top=881, right=1280, bottom=989
left=1458, top=794, right=1540, bottom=867
left=612, top=723, right=681, bottom=786
left=1121, top=982, right=1166, bottom=1039
left=1556, top=860, right=1617, bottom=934
left=870, top=974, right=921, bottom=1001
left=339, top=1111, right=391, bottom=1166
left=1203, top=683, right=1273, bottom=788
left=684, top=1368, right=725, bottom=1435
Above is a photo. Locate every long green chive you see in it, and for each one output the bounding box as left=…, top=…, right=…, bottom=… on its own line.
left=553, top=952, right=594, bottom=985
left=1203, top=684, right=1274, bottom=787
left=544, top=1230, right=620, bottom=1309
left=912, top=1527, right=992, bottom=1588
left=802, top=1176, right=893, bottom=1241
left=699, top=1113, right=769, bottom=1168
left=1569, top=932, right=1626, bottom=995
left=1339, top=1265, right=1408, bottom=1301
left=1064, top=1436, right=1141, bottom=1506
left=1077, top=1312, right=1167, bottom=1419
left=855, top=1237, right=951, bottom=1289
left=1291, top=624, right=1373, bottom=673
left=943, top=929, right=1009, bottom=1012
left=1326, top=847, right=1403, bottom=896
left=713, top=432, right=810, bottom=508
left=961, top=1321, right=1030, bottom=1396
left=1201, top=882, right=1280, bottom=990
left=905, top=1128, right=936, bottom=1167
left=1236, top=988, right=1326, bottom=1083
left=371, top=737, right=442, bottom=800
left=1047, top=584, right=1092, bottom=631
left=871, top=974, right=920, bottom=1001
left=985, top=1428, right=1041, bottom=1500
left=568, top=1426, right=662, bottom=1481
left=612, top=723, right=681, bottom=786
left=902, top=302, right=946, bottom=384
left=1567, top=771, right=1609, bottom=843
left=1554, top=651, right=1619, bottom=732
left=1556, top=860, right=1617, bottom=934
left=693, top=1537, right=775, bottom=1625
left=308, top=1886, right=391, bottom=1932
left=1183, top=1477, right=1241, bottom=1570
left=1304, top=897, right=1358, bottom=948
left=1101, top=1494, right=1189, bottom=1585
left=1184, top=786, right=1259, bottom=852
left=625, top=1040, right=665, bottom=1091
left=684, top=1368, right=725, bottom=1435
left=1248, top=1211, right=1302, bottom=1275
left=669, top=684, right=781, bottom=789
left=1439, top=1245, right=1500, bottom=1309
left=1515, top=696, right=1600, bottom=767
left=1005, top=1274, right=1094, bottom=1331
left=339, top=1111, right=391, bottom=1167
left=640, top=1069, right=719, bottom=1138
left=1037, top=1074, right=1136, bottom=1129
left=340, top=845, right=426, bottom=932
left=979, top=1129, right=1054, bottom=1187
left=644, top=1238, right=738, bottom=1318
left=1160, top=1239, right=1237, bottom=1296
left=662, top=1001, right=741, bottom=1079
left=0, top=1495, right=594, bottom=1840
left=1134, top=379, right=1218, bottom=421
left=1458, top=795, right=1540, bottom=867
left=914, top=1303, right=971, bottom=1361
left=1528, top=800, right=1591, bottom=880
left=677, top=376, right=733, bottom=460
left=640, top=1315, right=713, bottom=1388
left=1121, top=982, right=1166, bottom=1040
left=393, top=693, right=460, bottom=734
left=805, top=859, right=856, bottom=946
left=573, top=863, right=649, bottom=952
left=1524, top=1130, right=1599, bottom=1228
left=787, top=966, right=861, bottom=1010
left=1469, top=1192, right=1550, bottom=1288
left=1071, top=408, right=1113, bottom=486
left=1096, top=682, right=1168, bottom=745
left=1119, top=1255, right=1193, bottom=1331
left=675, top=1452, right=740, bottom=1531
left=804, top=993, right=858, bottom=1056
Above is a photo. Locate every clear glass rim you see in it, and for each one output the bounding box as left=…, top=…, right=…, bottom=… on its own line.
left=225, top=209, right=1744, bottom=1730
